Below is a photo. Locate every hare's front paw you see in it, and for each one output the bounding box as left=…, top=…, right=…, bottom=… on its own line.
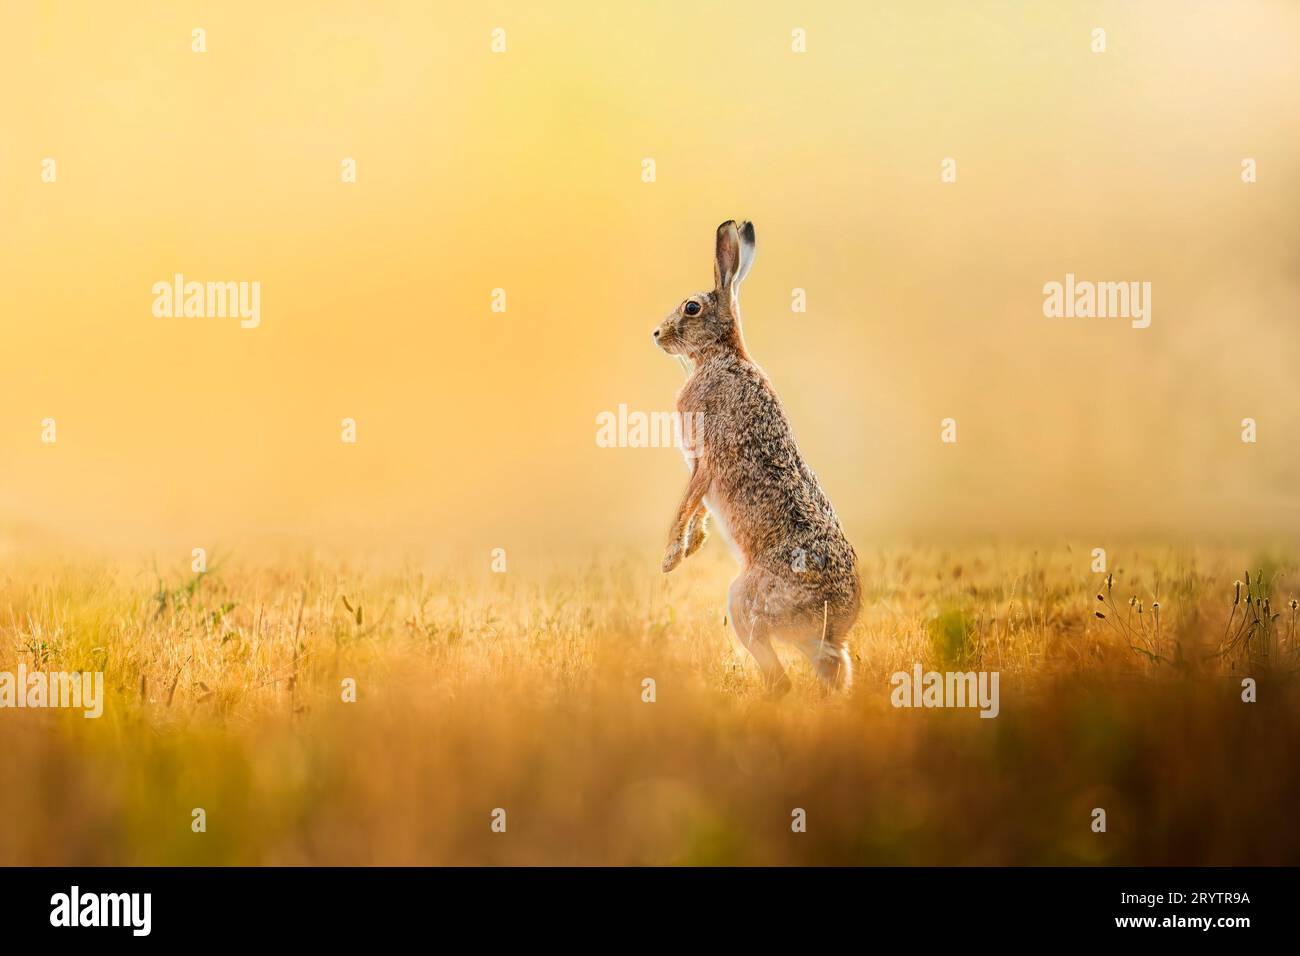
left=684, top=520, right=708, bottom=558
left=661, top=539, right=684, bottom=573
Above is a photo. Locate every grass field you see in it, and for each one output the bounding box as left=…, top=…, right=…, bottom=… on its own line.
left=2, top=542, right=1298, bottom=865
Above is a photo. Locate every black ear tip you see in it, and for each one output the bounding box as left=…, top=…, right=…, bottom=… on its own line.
left=740, top=220, right=755, bottom=242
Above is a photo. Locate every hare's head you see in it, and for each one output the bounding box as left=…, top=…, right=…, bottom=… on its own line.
left=654, top=220, right=755, bottom=361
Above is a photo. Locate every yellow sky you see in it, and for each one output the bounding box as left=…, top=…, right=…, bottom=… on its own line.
left=2, top=1, right=1298, bottom=557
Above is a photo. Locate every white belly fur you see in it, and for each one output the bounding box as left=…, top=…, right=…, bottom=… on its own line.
left=682, top=451, right=742, bottom=564
left=703, top=493, right=743, bottom=564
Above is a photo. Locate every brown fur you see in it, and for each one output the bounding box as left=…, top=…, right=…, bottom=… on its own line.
left=653, top=221, right=861, bottom=694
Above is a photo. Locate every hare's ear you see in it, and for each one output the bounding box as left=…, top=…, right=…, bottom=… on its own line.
left=735, top=220, right=756, bottom=286
left=713, top=220, right=742, bottom=292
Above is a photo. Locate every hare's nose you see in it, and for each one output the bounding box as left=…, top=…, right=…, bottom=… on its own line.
left=653, top=328, right=661, bottom=339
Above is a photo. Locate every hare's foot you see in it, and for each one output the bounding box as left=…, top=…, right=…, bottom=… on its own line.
left=661, top=538, right=684, bottom=573
left=804, top=641, right=852, bottom=692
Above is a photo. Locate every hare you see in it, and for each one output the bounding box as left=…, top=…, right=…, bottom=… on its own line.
left=653, top=220, right=861, bottom=694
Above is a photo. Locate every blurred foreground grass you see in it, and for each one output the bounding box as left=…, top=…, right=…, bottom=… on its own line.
left=1, top=543, right=1298, bottom=864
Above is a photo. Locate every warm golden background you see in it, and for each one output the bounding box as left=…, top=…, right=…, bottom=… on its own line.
left=2, top=0, right=1298, bottom=559
left=2, top=2, right=1300, bottom=868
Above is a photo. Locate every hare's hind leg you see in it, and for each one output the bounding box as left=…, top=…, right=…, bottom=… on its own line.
left=780, top=601, right=854, bottom=692
left=727, top=569, right=791, bottom=697
left=792, top=618, right=853, bottom=692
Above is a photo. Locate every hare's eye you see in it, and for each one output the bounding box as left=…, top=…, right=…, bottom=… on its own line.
left=683, top=301, right=702, bottom=317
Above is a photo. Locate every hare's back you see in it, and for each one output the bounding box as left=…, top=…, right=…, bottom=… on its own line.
left=694, top=361, right=833, bottom=530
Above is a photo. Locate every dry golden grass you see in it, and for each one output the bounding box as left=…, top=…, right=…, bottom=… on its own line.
left=1, top=542, right=1298, bottom=865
